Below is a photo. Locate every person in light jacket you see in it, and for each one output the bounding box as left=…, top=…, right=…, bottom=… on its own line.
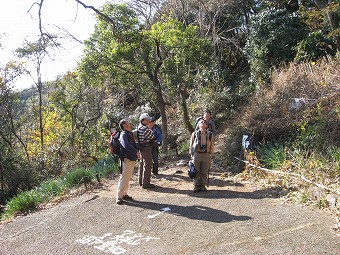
left=189, top=119, right=214, bottom=193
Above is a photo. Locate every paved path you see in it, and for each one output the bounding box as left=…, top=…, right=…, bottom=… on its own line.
left=1, top=165, right=339, bottom=255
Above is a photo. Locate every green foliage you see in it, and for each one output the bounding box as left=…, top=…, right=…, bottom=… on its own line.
left=258, top=141, right=288, bottom=169
left=0, top=156, right=118, bottom=221
left=294, top=31, right=338, bottom=62
left=38, top=179, right=67, bottom=200
left=63, top=167, right=95, bottom=187
left=245, top=8, right=308, bottom=87
left=2, top=190, right=43, bottom=220
left=94, top=155, right=120, bottom=175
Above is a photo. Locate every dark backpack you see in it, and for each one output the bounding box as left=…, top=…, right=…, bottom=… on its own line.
left=188, top=160, right=197, bottom=179
left=109, top=130, right=121, bottom=156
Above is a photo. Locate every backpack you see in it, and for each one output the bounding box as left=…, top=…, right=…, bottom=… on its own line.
left=195, top=130, right=212, bottom=143
left=154, top=124, right=162, bottom=134
left=192, top=130, right=212, bottom=153
left=188, top=160, right=197, bottom=179
left=109, top=130, right=121, bottom=156
left=153, top=124, right=163, bottom=146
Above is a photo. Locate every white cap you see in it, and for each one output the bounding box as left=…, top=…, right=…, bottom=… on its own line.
left=139, top=113, right=152, bottom=121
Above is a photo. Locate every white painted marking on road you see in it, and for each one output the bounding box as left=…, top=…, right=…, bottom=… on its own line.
left=147, top=207, right=171, bottom=219
left=75, top=230, right=160, bottom=254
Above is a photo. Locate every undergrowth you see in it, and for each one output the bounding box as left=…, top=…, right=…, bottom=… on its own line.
left=0, top=155, right=119, bottom=222
left=229, top=56, right=340, bottom=215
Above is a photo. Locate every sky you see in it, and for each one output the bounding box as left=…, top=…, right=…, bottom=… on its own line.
left=0, top=0, right=113, bottom=90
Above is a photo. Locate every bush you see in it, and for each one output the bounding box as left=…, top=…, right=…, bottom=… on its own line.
left=294, top=31, right=338, bottom=62
left=258, top=141, right=288, bottom=169
left=91, top=154, right=119, bottom=177
left=238, top=56, right=339, bottom=139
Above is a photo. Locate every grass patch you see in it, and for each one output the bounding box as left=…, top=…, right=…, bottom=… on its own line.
left=38, top=179, right=68, bottom=200
left=1, top=156, right=119, bottom=222
left=63, top=167, right=95, bottom=187
left=2, top=190, right=43, bottom=220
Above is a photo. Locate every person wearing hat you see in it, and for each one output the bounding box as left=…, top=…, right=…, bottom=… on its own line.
left=148, top=117, right=163, bottom=175
left=189, top=119, right=214, bottom=193
left=194, top=109, right=217, bottom=136
left=137, top=113, right=155, bottom=188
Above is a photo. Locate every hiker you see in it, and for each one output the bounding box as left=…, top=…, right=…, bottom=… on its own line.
left=137, top=113, right=155, bottom=189
left=195, top=109, right=217, bottom=135
left=148, top=117, right=163, bottom=175
left=116, top=119, right=140, bottom=205
left=189, top=119, right=214, bottom=193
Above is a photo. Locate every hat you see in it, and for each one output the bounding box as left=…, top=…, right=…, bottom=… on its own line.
left=139, top=113, right=152, bottom=121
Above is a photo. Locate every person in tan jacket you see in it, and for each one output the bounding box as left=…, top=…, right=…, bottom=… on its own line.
left=189, top=119, right=214, bottom=193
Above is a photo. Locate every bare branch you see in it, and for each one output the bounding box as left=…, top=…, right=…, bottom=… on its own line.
left=74, top=0, right=116, bottom=28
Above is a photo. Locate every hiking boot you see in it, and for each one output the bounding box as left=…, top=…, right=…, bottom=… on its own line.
left=193, top=186, right=200, bottom=193
left=200, top=186, right=207, bottom=192
left=116, top=199, right=124, bottom=205
left=122, top=195, right=133, bottom=200
left=142, top=184, right=156, bottom=189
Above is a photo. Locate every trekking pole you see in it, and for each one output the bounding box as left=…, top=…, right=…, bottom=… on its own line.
left=139, top=158, right=143, bottom=186
left=207, top=167, right=210, bottom=187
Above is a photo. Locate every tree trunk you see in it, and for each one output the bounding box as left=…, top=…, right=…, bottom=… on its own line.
left=153, top=78, right=168, bottom=153
left=179, top=84, right=194, bottom=134
left=37, top=67, right=44, bottom=149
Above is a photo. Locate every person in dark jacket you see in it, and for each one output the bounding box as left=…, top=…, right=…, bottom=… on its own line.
left=116, top=119, right=140, bottom=205
left=148, top=117, right=163, bottom=175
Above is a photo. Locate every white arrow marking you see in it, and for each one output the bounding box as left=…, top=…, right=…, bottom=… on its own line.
left=147, top=207, right=171, bottom=219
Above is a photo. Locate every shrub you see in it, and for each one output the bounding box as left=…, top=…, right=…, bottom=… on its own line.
left=91, top=154, right=119, bottom=177
left=294, top=31, right=337, bottom=62
left=238, top=56, right=339, bottom=139
left=258, top=141, right=288, bottom=169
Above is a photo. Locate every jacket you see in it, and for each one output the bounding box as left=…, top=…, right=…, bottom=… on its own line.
left=119, top=130, right=138, bottom=161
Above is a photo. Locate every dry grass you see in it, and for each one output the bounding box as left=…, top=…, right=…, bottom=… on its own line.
left=237, top=56, right=340, bottom=140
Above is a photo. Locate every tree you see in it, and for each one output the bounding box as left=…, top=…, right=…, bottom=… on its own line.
left=15, top=36, right=59, bottom=150
left=50, top=71, right=106, bottom=167
left=0, top=61, right=35, bottom=202
left=81, top=3, right=213, bottom=150
left=245, top=8, right=308, bottom=88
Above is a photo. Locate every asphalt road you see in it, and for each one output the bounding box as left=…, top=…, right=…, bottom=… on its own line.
left=0, top=167, right=339, bottom=255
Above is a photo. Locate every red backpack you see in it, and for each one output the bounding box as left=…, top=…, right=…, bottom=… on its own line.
left=109, top=130, right=121, bottom=156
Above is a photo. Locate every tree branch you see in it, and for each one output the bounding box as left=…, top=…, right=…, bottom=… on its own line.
left=74, top=0, right=116, bottom=29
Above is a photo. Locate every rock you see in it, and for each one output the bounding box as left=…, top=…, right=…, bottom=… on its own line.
left=326, top=193, right=340, bottom=209
left=176, top=160, right=187, bottom=167
left=308, top=187, right=324, bottom=202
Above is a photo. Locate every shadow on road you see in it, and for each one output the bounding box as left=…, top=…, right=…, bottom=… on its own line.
left=149, top=178, right=287, bottom=200
left=124, top=199, right=252, bottom=223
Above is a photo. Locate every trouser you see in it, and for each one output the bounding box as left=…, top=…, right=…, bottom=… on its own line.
left=116, top=158, right=136, bottom=199
left=193, top=152, right=211, bottom=187
left=151, top=145, right=159, bottom=173
left=140, top=146, right=153, bottom=186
